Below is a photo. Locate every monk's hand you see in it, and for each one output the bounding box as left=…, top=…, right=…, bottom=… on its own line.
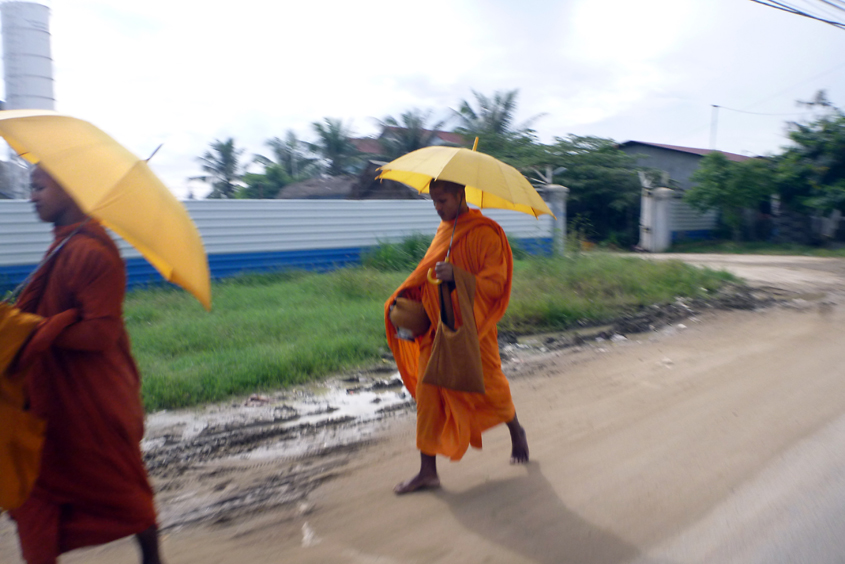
left=434, top=261, right=454, bottom=282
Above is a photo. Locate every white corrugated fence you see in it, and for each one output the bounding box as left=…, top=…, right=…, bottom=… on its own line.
left=0, top=199, right=554, bottom=289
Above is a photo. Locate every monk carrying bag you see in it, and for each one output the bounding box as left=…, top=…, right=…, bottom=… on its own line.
left=0, top=303, right=45, bottom=512
left=0, top=225, right=84, bottom=511
left=421, top=267, right=485, bottom=394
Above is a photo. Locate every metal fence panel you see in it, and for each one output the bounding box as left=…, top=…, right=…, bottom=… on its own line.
left=1, top=200, right=553, bottom=287
left=671, top=197, right=717, bottom=233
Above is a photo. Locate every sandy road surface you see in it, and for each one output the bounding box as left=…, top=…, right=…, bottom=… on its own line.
left=3, top=254, right=845, bottom=563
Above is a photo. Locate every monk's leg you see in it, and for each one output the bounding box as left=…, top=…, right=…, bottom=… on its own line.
left=394, top=452, right=440, bottom=494
left=135, top=525, right=162, bottom=564
left=506, top=413, right=529, bottom=464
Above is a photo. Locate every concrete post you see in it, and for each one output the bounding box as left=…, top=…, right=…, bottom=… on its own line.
left=639, top=187, right=654, bottom=251
left=638, top=186, right=675, bottom=252
left=653, top=187, right=675, bottom=252
left=544, top=184, right=569, bottom=255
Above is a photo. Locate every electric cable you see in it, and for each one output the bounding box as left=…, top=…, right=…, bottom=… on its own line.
left=749, top=0, right=845, bottom=29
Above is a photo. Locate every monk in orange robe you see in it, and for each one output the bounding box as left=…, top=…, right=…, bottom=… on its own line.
left=386, top=180, right=529, bottom=494
left=8, top=167, right=162, bottom=564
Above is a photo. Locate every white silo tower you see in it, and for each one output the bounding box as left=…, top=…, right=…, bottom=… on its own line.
left=1, top=1, right=54, bottom=110
left=0, top=1, right=53, bottom=198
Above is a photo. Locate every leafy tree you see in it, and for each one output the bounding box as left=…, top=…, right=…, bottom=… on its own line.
left=240, top=167, right=289, bottom=199
left=310, top=118, right=361, bottom=176
left=240, top=131, right=321, bottom=199
left=195, top=138, right=244, bottom=199
left=775, top=92, right=845, bottom=213
left=376, top=109, right=450, bottom=160
left=685, top=152, right=774, bottom=241
left=543, top=136, right=642, bottom=246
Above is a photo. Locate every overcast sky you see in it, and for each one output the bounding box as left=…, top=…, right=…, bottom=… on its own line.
left=5, top=0, right=845, bottom=198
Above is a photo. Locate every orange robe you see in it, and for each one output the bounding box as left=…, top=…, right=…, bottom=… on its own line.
left=9, top=220, right=156, bottom=564
left=385, top=209, right=515, bottom=461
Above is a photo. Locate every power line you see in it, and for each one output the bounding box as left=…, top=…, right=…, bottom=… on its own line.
left=797, top=0, right=845, bottom=20
left=818, top=0, right=845, bottom=13
left=742, top=59, right=845, bottom=110
left=714, top=105, right=809, bottom=116
left=670, top=59, right=845, bottom=145
left=749, top=0, right=845, bottom=29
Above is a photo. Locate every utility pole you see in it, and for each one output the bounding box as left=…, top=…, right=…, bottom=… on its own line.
left=710, top=104, right=719, bottom=150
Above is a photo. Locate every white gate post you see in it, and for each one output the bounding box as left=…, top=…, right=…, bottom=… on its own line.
left=653, top=187, right=675, bottom=252
left=544, top=184, right=569, bottom=255
left=639, top=187, right=655, bottom=251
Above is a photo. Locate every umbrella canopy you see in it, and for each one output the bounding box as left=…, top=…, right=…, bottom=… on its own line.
left=0, top=110, right=211, bottom=310
left=377, top=145, right=555, bottom=219
left=0, top=302, right=41, bottom=378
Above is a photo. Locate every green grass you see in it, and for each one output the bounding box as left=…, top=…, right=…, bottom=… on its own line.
left=127, top=251, right=738, bottom=411
left=503, top=254, right=737, bottom=334
left=361, top=234, right=432, bottom=271
left=127, top=268, right=406, bottom=411
left=669, top=239, right=845, bottom=257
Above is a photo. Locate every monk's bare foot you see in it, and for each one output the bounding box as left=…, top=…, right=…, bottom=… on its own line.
left=394, top=473, right=441, bottom=495
left=510, top=426, right=529, bottom=464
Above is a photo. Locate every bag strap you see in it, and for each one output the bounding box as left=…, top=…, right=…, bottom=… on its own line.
left=438, top=282, right=456, bottom=329
left=3, top=218, right=91, bottom=305
left=437, top=268, right=476, bottom=332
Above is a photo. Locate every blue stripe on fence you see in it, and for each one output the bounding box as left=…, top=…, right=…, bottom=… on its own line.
left=1, top=237, right=553, bottom=292
left=671, top=229, right=714, bottom=242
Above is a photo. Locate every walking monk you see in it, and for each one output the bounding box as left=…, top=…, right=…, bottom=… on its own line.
left=385, top=179, right=529, bottom=495
left=8, top=167, right=163, bottom=563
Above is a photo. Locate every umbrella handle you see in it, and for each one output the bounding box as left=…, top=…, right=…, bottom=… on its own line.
left=427, top=257, right=450, bottom=285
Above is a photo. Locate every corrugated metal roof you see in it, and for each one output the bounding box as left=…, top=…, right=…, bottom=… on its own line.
left=276, top=176, right=355, bottom=199
left=619, top=141, right=753, bottom=163
left=351, top=137, right=382, bottom=155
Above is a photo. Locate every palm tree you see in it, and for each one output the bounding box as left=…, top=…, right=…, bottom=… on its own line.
left=454, top=89, right=543, bottom=139
left=310, top=118, right=360, bottom=176
left=255, top=130, right=319, bottom=181
left=194, top=138, right=244, bottom=199
left=376, top=109, right=451, bottom=160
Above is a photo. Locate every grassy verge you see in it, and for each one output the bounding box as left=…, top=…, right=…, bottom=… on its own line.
left=127, top=254, right=738, bottom=411
left=669, top=239, right=845, bottom=257
left=504, top=254, right=736, bottom=333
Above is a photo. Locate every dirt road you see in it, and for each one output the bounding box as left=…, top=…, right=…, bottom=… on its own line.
left=3, top=254, right=845, bottom=563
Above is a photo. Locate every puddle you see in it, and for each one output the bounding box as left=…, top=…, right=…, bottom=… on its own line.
left=142, top=372, right=411, bottom=471
left=141, top=370, right=414, bottom=529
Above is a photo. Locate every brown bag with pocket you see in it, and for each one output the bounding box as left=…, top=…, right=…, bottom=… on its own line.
left=421, top=267, right=485, bottom=394
left=0, top=227, right=83, bottom=512
left=0, top=303, right=45, bottom=512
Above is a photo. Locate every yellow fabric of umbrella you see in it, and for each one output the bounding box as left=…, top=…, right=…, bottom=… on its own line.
left=0, top=110, right=211, bottom=310
left=377, top=145, right=555, bottom=219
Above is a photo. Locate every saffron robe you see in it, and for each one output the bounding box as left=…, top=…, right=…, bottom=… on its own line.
left=385, top=209, right=515, bottom=461
left=9, top=220, right=156, bottom=564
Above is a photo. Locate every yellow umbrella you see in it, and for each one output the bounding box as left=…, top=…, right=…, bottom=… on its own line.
left=376, top=141, right=555, bottom=219
left=0, top=110, right=211, bottom=310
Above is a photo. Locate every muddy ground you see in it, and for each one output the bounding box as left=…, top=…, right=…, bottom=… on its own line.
left=2, top=253, right=845, bottom=563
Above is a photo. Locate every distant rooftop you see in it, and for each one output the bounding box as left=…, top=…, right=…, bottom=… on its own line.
left=352, top=128, right=468, bottom=156
left=618, top=141, right=754, bottom=163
